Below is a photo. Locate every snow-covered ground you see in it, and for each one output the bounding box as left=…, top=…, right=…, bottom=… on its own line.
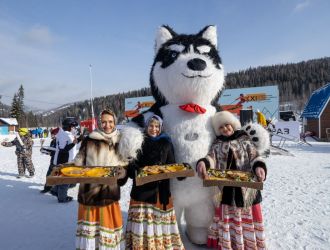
left=0, top=136, right=329, bottom=249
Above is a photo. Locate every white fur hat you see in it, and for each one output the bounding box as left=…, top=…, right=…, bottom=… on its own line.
left=212, top=111, right=241, bottom=136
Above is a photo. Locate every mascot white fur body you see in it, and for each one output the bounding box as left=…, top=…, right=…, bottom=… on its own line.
left=131, top=25, right=269, bottom=244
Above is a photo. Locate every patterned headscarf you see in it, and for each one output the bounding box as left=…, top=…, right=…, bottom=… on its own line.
left=145, top=115, right=163, bottom=131
left=100, top=109, right=117, bottom=125
left=145, top=115, right=171, bottom=142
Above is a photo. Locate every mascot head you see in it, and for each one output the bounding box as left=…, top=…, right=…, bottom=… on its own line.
left=150, top=25, right=225, bottom=107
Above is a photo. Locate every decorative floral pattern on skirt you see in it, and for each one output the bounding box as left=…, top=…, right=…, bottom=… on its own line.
left=76, top=202, right=124, bottom=250
left=125, top=196, right=184, bottom=250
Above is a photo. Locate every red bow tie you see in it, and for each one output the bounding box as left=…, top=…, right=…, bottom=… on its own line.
left=179, top=103, right=206, bottom=114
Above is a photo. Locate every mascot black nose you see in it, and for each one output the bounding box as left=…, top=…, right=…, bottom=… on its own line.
left=187, top=58, right=206, bottom=71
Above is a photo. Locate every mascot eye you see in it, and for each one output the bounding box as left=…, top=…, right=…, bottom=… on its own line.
left=171, top=52, right=177, bottom=58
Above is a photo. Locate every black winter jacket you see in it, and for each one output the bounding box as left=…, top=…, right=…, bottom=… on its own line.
left=40, top=139, right=57, bottom=165
left=128, top=134, right=175, bottom=210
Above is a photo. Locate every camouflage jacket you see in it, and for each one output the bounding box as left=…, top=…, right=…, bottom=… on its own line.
left=2, top=136, right=34, bottom=156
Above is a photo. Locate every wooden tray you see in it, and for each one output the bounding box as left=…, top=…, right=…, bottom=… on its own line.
left=135, top=163, right=195, bottom=186
left=203, top=170, right=263, bottom=190
left=46, top=165, right=120, bottom=186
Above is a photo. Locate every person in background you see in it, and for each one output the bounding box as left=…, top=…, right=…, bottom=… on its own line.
left=40, top=127, right=59, bottom=193
left=196, top=111, right=267, bottom=249
left=43, top=128, right=49, bottom=138
left=256, top=109, right=267, bottom=128
left=75, top=109, right=130, bottom=250
left=37, top=127, right=43, bottom=138
left=1, top=128, right=35, bottom=178
left=266, top=118, right=276, bottom=150
left=125, top=115, right=184, bottom=250
left=31, top=128, right=38, bottom=139
left=52, top=118, right=81, bottom=203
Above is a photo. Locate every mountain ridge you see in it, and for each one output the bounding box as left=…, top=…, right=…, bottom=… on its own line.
left=2, top=57, right=329, bottom=127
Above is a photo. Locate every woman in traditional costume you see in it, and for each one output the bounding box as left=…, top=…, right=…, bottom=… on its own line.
left=125, top=115, right=184, bottom=250
left=75, top=109, right=129, bottom=250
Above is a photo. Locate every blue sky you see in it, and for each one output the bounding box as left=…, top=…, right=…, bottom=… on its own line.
left=0, top=0, right=329, bottom=110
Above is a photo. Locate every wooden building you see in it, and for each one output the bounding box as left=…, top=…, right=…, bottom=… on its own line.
left=301, top=83, right=330, bottom=140
left=0, top=118, right=18, bottom=135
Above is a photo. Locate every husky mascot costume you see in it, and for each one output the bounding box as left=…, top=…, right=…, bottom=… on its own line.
left=131, top=25, right=269, bottom=245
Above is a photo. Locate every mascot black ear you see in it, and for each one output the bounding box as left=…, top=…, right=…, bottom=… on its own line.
left=155, top=25, right=177, bottom=54
left=198, top=25, right=217, bottom=48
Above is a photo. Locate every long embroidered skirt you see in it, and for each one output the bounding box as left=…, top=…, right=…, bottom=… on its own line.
left=76, top=202, right=124, bottom=250
left=207, top=206, right=221, bottom=248
left=207, top=188, right=223, bottom=248
left=125, top=197, right=184, bottom=250
left=207, top=204, right=266, bottom=250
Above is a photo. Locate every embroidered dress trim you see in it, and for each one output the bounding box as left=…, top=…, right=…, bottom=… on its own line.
left=126, top=197, right=184, bottom=250
left=76, top=202, right=124, bottom=250
left=208, top=204, right=266, bottom=250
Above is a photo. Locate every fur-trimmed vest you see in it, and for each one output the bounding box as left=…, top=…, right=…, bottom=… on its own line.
left=75, top=129, right=128, bottom=206
left=198, top=130, right=267, bottom=208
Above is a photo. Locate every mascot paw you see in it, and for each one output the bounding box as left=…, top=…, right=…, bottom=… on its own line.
left=242, top=123, right=270, bottom=154
left=118, top=127, right=143, bottom=161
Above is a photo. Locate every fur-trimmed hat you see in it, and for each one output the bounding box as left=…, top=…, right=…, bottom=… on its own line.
left=212, top=111, right=241, bottom=136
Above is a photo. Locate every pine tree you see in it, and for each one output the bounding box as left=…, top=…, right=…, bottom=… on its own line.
left=17, top=85, right=26, bottom=126
left=10, top=85, right=26, bottom=127
left=18, top=85, right=24, bottom=109
left=10, top=93, right=20, bottom=119
left=0, top=95, right=3, bottom=117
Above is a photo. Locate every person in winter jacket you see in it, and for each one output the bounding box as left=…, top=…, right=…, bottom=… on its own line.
left=1, top=128, right=35, bottom=178
left=74, top=109, right=130, bottom=250
left=40, top=127, right=59, bottom=193
left=125, top=115, right=184, bottom=250
left=52, top=118, right=81, bottom=203
left=256, top=109, right=267, bottom=128
left=196, top=111, right=267, bottom=250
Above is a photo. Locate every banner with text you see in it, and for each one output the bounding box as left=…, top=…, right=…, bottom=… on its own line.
left=219, top=85, right=279, bottom=121
left=271, top=121, right=300, bottom=141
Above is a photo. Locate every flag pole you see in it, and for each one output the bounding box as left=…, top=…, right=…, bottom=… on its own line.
left=89, top=64, right=95, bottom=129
